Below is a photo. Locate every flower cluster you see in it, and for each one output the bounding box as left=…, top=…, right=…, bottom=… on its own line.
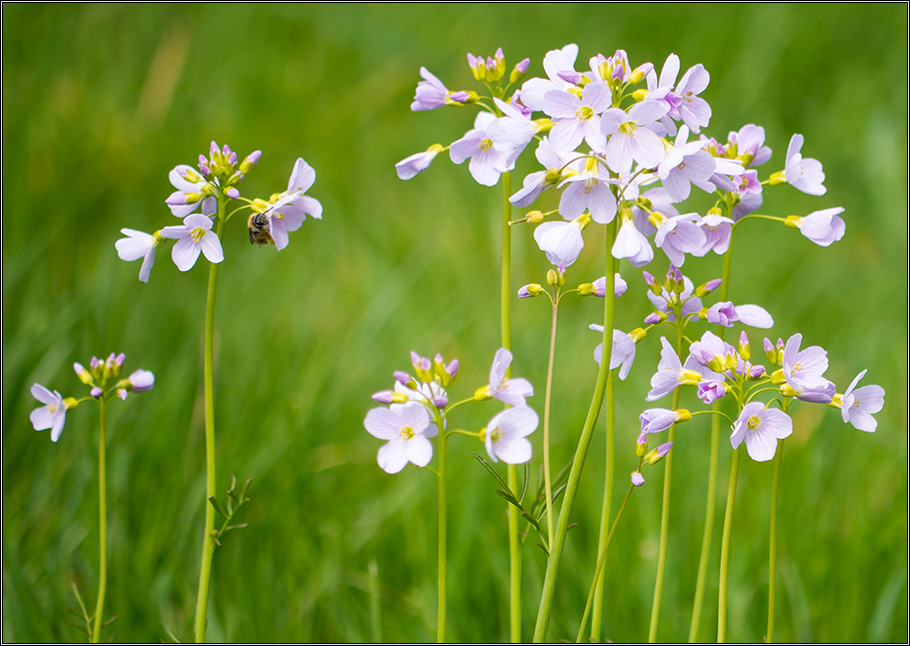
left=638, top=329, right=884, bottom=461
left=30, top=353, right=155, bottom=442
left=494, top=46, right=845, bottom=271
left=365, top=349, right=538, bottom=473
left=116, top=141, right=321, bottom=282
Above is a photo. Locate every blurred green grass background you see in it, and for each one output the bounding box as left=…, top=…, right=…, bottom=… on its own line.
left=2, top=4, right=906, bottom=643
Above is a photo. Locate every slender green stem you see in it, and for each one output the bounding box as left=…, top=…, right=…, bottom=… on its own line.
left=689, top=413, right=720, bottom=642
left=577, top=484, right=635, bottom=643
left=689, top=226, right=735, bottom=642
left=194, top=204, right=225, bottom=643
left=767, top=438, right=783, bottom=643
left=532, top=219, right=617, bottom=643
left=648, top=382, right=681, bottom=642
left=501, top=172, right=522, bottom=644
left=91, top=400, right=108, bottom=644
left=590, top=367, right=614, bottom=642
left=542, top=300, right=559, bottom=551
left=438, top=431, right=448, bottom=643
left=717, top=446, right=741, bottom=643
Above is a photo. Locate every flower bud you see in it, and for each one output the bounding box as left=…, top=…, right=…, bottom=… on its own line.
left=526, top=210, right=545, bottom=223
left=645, top=442, right=673, bottom=465
left=695, top=278, right=723, bottom=297
left=473, top=385, right=493, bottom=402
left=577, top=283, right=595, bottom=296
left=629, top=327, right=647, bottom=343
left=768, top=170, right=787, bottom=186
left=73, top=363, right=93, bottom=385
left=738, top=331, right=751, bottom=361
left=546, top=269, right=558, bottom=286
left=636, top=432, right=648, bottom=457
left=631, top=471, right=645, bottom=487
left=510, top=58, right=530, bottom=84
left=518, top=283, right=543, bottom=299
left=763, top=338, right=778, bottom=366
left=90, top=387, right=103, bottom=399
left=240, top=150, right=262, bottom=174
left=63, top=397, right=79, bottom=411
left=410, top=351, right=434, bottom=383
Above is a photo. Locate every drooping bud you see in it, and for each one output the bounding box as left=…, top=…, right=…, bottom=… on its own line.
left=518, top=283, right=544, bottom=298
left=645, top=442, right=673, bottom=465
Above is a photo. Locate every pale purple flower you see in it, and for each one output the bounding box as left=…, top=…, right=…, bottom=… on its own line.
left=658, top=126, right=717, bottom=201
left=486, top=348, right=534, bottom=407
left=728, top=124, right=772, bottom=167
left=837, top=370, right=885, bottom=433
left=510, top=137, right=571, bottom=207
left=364, top=402, right=435, bottom=474
left=118, top=369, right=155, bottom=400
left=166, top=164, right=215, bottom=217
left=781, top=333, right=835, bottom=403
left=654, top=213, right=706, bottom=267
left=519, top=44, right=580, bottom=111
left=160, top=214, right=224, bottom=271
left=646, top=337, right=701, bottom=401
left=492, top=97, right=536, bottom=165
left=396, top=145, right=444, bottom=180
left=730, top=402, right=792, bottom=462
left=557, top=157, right=618, bottom=224
left=706, top=301, right=738, bottom=327
left=450, top=112, right=516, bottom=186
left=697, top=380, right=727, bottom=404
left=639, top=408, right=690, bottom=434
left=671, top=63, right=712, bottom=134
left=482, top=406, right=538, bottom=464
left=788, top=207, right=846, bottom=247
left=592, top=273, right=628, bottom=297
left=543, top=82, right=612, bottom=152
left=29, top=384, right=69, bottom=442
left=783, top=134, right=826, bottom=195
left=600, top=101, right=669, bottom=173
left=115, top=229, right=161, bottom=283
left=411, top=67, right=452, bottom=111
left=590, top=325, right=636, bottom=380
left=698, top=213, right=734, bottom=255
left=533, top=217, right=586, bottom=267
left=265, top=158, right=322, bottom=251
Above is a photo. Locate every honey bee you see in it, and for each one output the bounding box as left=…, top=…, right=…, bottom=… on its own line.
left=247, top=211, right=274, bottom=246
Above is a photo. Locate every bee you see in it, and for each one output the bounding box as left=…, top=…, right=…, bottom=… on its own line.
left=247, top=211, right=274, bottom=246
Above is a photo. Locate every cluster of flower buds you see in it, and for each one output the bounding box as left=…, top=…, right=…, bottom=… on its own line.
left=30, top=353, right=155, bottom=442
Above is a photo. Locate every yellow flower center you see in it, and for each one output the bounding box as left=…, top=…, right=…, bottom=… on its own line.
left=190, top=227, right=206, bottom=242
left=747, top=415, right=761, bottom=430
left=47, top=405, right=56, bottom=413
left=480, top=138, right=493, bottom=151
left=399, top=426, right=415, bottom=440
left=576, top=105, right=594, bottom=121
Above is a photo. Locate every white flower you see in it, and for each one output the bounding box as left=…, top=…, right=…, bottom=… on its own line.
left=29, top=384, right=69, bottom=442
left=364, top=402, right=434, bottom=474
left=482, top=407, right=538, bottom=464
left=837, top=370, right=885, bottom=433
left=266, top=158, right=323, bottom=251
left=160, top=214, right=224, bottom=271
left=783, top=134, right=826, bottom=196
left=486, top=348, right=534, bottom=407
left=115, top=228, right=161, bottom=283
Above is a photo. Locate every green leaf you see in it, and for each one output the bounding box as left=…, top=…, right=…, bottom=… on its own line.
left=472, top=452, right=510, bottom=492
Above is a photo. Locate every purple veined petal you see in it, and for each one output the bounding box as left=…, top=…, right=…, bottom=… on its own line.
left=599, top=107, right=628, bottom=136
left=510, top=171, right=548, bottom=207
left=604, top=130, right=634, bottom=174
left=364, top=408, right=402, bottom=440
left=549, top=117, right=586, bottom=153
left=542, top=88, right=582, bottom=120
left=734, top=304, right=774, bottom=328
left=399, top=401, right=431, bottom=434
left=557, top=182, right=588, bottom=220
left=115, top=229, right=154, bottom=261
left=586, top=182, right=618, bottom=224
left=495, top=437, right=533, bottom=464
left=29, top=405, right=57, bottom=430
left=138, top=246, right=156, bottom=283
left=448, top=131, right=481, bottom=165
left=489, top=348, right=512, bottom=388
left=377, top=440, right=409, bottom=474
left=168, top=164, right=202, bottom=191
left=271, top=219, right=290, bottom=251
left=468, top=150, right=502, bottom=186
left=628, top=100, right=670, bottom=126
left=199, top=231, right=224, bottom=264
left=171, top=237, right=202, bottom=271
left=405, top=433, right=434, bottom=467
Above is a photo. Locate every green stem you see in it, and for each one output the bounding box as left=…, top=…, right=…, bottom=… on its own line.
left=590, top=367, right=614, bottom=641
left=717, top=446, right=741, bottom=643
left=91, top=400, right=108, bottom=644
left=689, top=225, right=735, bottom=642
left=542, top=300, right=559, bottom=551
left=194, top=204, right=225, bottom=643
left=501, top=172, right=521, bottom=644
left=648, top=379, right=682, bottom=642
left=438, top=431, right=448, bottom=643
left=577, top=484, right=635, bottom=643
left=532, top=219, right=617, bottom=643
left=767, top=438, right=783, bottom=643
